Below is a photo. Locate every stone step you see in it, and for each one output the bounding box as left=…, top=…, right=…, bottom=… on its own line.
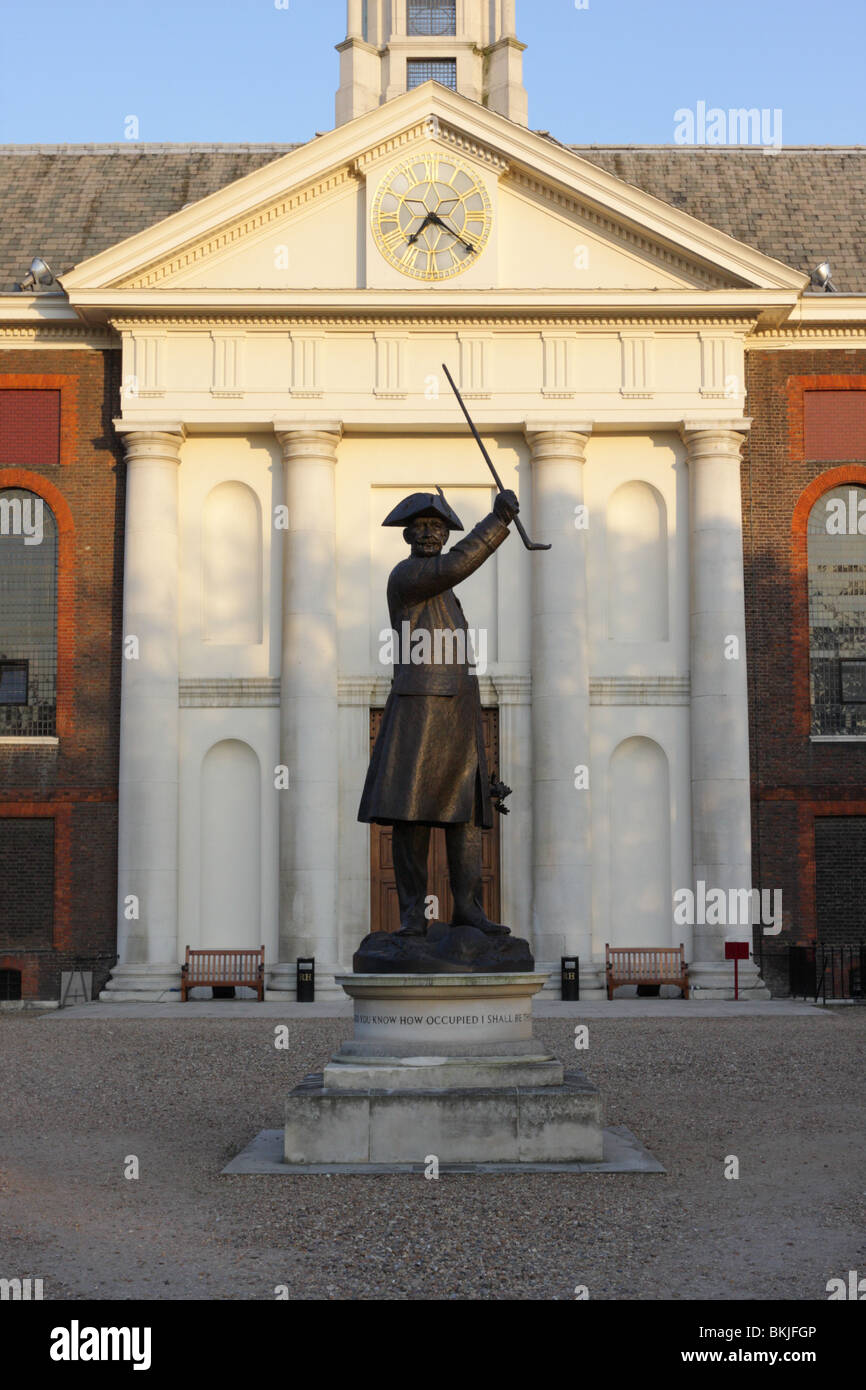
left=323, top=1055, right=565, bottom=1090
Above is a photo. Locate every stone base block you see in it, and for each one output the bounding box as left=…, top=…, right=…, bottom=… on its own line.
left=688, top=959, right=771, bottom=1000
left=534, top=960, right=607, bottom=1000
left=284, top=1070, right=603, bottom=1165
left=323, top=1055, right=565, bottom=1091
left=266, top=962, right=346, bottom=1002
left=226, top=1124, right=665, bottom=1176
left=98, top=963, right=181, bottom=1002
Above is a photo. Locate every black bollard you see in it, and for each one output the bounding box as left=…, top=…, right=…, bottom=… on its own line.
left=296, top=958, right=315, bottom=1003
left=561, top=956, right=579, bottom=1001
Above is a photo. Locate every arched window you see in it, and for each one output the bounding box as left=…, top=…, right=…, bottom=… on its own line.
left=808, top=484, right=866, bottom=735
left=0, top=489, right=58, bottom=736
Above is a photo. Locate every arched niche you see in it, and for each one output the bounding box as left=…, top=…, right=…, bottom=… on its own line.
left=200, top=740, right=261, bottom=950
left=609, top=736, right=672, bottom=949
left=202, top=482, right=263, bottom=645
left=606, top=481, right=669, bottom=642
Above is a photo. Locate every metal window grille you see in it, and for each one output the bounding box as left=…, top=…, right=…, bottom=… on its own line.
left=406, top=58, right=458, bottom=90
left=808, top=484, right=866, bottom=736
left=407, top=1, right=457, bottom=36
left=840, top=659, right=866, bottom=703
left=0, top=489, right=58, bottom=737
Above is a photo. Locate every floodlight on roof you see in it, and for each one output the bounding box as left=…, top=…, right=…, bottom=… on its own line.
left=15, top=257, right=56, bottom=293
left=810, top=260, right=839, bottom=293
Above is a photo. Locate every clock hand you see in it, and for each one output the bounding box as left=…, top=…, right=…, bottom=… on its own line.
left=427, top=211, right=477, bottom=255
left=407, top=213, right=435, bottom=246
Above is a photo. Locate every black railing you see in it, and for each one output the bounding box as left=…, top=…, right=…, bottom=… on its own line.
left=786, top=943, right=866, bottom=1003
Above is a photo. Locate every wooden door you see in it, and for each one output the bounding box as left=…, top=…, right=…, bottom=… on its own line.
left=369, top=708, right=501, bottom=932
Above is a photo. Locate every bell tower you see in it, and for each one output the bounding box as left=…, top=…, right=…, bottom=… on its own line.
left=336, top=1, right=529, bottom=127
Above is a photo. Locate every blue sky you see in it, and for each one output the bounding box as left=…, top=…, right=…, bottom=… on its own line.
left=1, top=0, right=864, bottom=146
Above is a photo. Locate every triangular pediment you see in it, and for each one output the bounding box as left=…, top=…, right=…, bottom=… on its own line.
left=60, top=85, right=808, bottom=303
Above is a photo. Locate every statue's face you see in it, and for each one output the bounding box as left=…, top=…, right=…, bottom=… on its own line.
left=406, top=516, right=449, bottom=557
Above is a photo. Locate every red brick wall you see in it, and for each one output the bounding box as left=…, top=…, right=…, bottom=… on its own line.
left=0, top=389, right=60, bottom=466
left=814, top=817, right=866, bottom=944
left=0, top=350, right=122, bottom=998
left=0, top=374, right=78, bottom=466
left=744, top=351, right=866, bottom=974
left=804, top=389, right=866, bottom=460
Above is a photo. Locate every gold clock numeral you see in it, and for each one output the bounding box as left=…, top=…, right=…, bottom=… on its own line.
left=381, top=226, right=407, bottom=255
left=400, top=244, right=425, bottom=274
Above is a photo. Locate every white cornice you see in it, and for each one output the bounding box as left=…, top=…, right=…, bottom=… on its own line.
left=63, top=288, right=794, bottom=325
left=0, top=325, right=116, bottom=348
left=749, top=327, right=866, bottom=349
left=786, top=296, right=866, bottom=325
left=107, top=311, right=760, bottom=330
left=0, top=296, right=78, bottom=323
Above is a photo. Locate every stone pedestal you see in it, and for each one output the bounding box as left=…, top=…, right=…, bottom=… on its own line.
left=284, top=973, right=605, bottom=1167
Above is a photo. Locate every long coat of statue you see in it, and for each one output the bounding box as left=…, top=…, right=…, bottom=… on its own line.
left=358, top=512, right=510, bottom=829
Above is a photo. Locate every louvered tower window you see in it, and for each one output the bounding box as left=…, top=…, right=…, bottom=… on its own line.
left=407, top=2, right=457, bottom=35
left=407, top=59, right=458, bottom=89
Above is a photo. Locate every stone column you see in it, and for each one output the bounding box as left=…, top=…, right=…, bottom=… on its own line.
left=347, top=0, right=363, bottom=38
left=493, top=675, right=532, bottom=942
left=525, top=426, right=603, bottom=997
left=101, top=428, right=184, bottom=1002
left=681, top=422, right=767, bottom=997
left=270, top=426, right=343, bottom=1000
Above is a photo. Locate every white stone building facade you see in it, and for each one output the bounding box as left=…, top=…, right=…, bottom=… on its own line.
left=49, top=4, right=818, bottom=1000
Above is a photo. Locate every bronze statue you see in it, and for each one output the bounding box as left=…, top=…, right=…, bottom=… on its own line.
left=355, top=371, right=545, bottom=973
left=355, top=487, right=536, bottom=974
left=358, top=489, right=518, bottom=940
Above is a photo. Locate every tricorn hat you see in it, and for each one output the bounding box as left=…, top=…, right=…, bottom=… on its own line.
left=382, top=491, right=464, bottom=532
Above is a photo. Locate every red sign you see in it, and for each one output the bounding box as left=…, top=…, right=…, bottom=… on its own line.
left=725, top=941, right=749, bottom=960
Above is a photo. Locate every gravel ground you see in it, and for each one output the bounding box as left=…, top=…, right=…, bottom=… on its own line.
left=1, top=1009, right=864, bottom=1301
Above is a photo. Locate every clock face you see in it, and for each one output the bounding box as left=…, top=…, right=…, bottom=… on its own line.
left=371, top=153, right=493, bottom=281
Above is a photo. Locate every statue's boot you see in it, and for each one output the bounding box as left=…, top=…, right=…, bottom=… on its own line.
left=392, top=821, right=431, bottom=937
left=446, top=822, right=510, bottom=936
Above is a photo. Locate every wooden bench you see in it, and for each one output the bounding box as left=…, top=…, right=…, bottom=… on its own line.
left=181, top=946, right=265, bottom=1002
left=605, top=944, right=689, bottom=1000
